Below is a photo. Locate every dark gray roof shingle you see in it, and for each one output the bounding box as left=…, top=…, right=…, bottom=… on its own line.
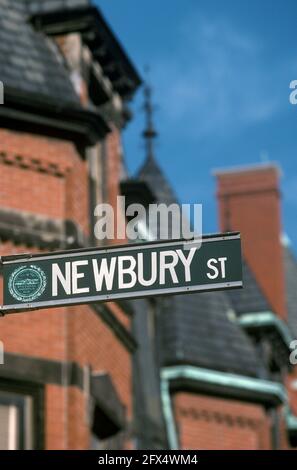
left=227, top=260, right=272, bottom=315
left=159, top=292, right=260, bottom=377
left=0, top=0, right=80, bottom=107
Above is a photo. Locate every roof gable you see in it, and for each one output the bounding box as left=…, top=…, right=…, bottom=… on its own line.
left=138, top=156, right=178, bottom=206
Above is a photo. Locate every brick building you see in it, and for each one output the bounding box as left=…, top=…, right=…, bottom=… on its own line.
left=0, top=0, right=143, bottom=450
left=0, top=0, right=297, bottom=451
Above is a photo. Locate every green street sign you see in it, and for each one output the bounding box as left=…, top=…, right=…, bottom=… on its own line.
left=0, top=232, right=242, bottom=314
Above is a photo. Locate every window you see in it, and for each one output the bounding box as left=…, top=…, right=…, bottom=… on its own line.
left=0, top=391, right=33, bottom=450
left=0, top=380, right=44, bottom=450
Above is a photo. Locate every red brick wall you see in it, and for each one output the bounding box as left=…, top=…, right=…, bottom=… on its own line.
left=105, top=126, right=127, bottom=245
left=67, top=386, right=90, bottom=450
left=174, top=393, right=271, bottom=450
left=288, top=372, right=297, bottom=416
left=45, top=384, right=90, bottom=450
left=46, top=385, right=67, bottom=450
left=0, top=128, right=89, bottom=234
left=216, top=165, right=287, bottom=319
left=65, top=157, right=90, bottom=235
left=67, top=304, right=132, bottom=418
left=0, top=128, right=132, bottom=449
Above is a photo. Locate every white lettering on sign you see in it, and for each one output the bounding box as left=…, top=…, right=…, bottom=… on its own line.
left=176, top=248, right=196, bottom=282
left=92, top=257, right=116, bottom=291
left=52, top=262, right=71, bottom=296
left=137, top=252, right=157, bottom=287
left=52, top=261, right=90, bottom=296
left=118, top=256, right=137, bottom=289
left=72, top=260, right=89, bottom=294
left=206, top=257, right=227, bottom=280
left=159, top=250, right=179, bottom=285
left=51, top=247, right=198, bottom=296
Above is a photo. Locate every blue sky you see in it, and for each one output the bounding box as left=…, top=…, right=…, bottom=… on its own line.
left=97, top=0, right=297, bottom=251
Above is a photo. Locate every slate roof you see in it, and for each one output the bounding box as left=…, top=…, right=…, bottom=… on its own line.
left=159, top=293, right=259, bottom=377
left=284, top=244, right=297, bottom=338
left=0, top=0, right=80, bottom=107
left=28, top=1, right=142, bottom=100
left=137, top=155, right=184, bottom=239
left=138, top=155, right=261, bottom=377
left=227, top=260, right=272, bottom=315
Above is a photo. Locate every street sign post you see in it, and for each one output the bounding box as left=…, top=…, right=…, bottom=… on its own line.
left=0, top=232, right=242, bottom=314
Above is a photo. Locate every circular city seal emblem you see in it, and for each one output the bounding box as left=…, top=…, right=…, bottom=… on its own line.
left=8, top=265, right=47, bottom=303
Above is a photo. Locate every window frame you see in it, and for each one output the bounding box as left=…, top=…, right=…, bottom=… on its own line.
left=0, top=378, right=45, bottom=450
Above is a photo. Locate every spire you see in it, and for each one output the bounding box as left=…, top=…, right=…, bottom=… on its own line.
left=142, top=68, right=158, bottom=161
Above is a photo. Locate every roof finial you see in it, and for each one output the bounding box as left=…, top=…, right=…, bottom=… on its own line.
left=142, top=66, right=157, bottom=161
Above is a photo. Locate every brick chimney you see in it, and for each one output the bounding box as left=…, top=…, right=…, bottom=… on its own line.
left=215, top=164, right=287, bottom=320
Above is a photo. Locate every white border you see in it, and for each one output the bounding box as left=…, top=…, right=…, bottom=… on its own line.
left=1, top=281, right=243, bottom=314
